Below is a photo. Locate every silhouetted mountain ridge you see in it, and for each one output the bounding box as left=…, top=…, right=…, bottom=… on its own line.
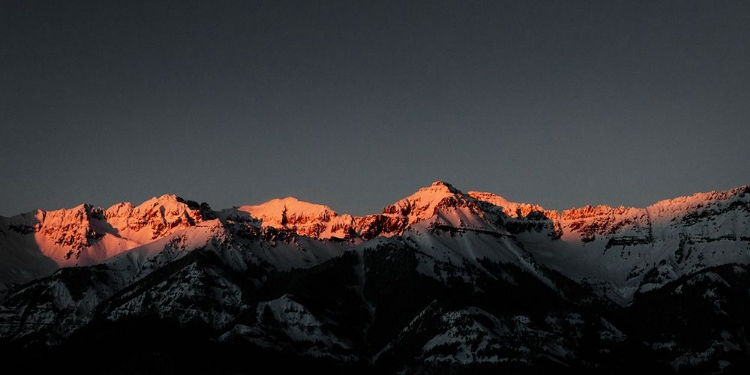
left=0, top=182, right=748, bottom=373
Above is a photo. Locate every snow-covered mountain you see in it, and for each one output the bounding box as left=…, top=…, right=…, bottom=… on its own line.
left=466, top=185, right=750, bottom=304
left=0, top=195, right=211, bottom=289
left=1, top=181, right=748, bottom=373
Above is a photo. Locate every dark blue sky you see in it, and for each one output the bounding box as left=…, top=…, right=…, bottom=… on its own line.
left=2, top=0, right=749, bottom=216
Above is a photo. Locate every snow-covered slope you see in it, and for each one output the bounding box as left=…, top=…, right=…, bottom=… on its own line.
left=219, top=294, right=357, bottom=361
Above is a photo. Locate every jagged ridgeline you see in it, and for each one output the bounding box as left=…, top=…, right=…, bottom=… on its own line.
left=1, top=182, right=749, bottom=373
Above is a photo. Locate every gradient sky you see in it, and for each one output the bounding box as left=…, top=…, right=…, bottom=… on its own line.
left=2, top=0, right=749, bottom=217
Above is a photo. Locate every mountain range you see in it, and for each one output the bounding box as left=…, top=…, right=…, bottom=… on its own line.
left=1, top=181, right=749, bottom=374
